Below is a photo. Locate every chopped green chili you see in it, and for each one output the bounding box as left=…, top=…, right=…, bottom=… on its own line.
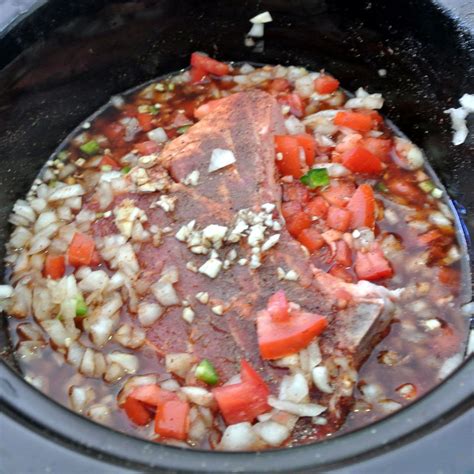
left=177, top=125, right=191, bottom=135
left=168, top=83, right=175, bottom=91
left=57, top=150, right=70, bottom=161
left=121, top=166, right=131, bottom=174
left=300, top=168, right=330, bottom=189
left=80, top=140, right=101, bottom=156
left=149, top=105, right=160, bottom=115
left=419, top=180, right=435, bottom=193
left=195, top=359, right=219, bottom=385
left=76, top=296, right=88, bottom=317
left=375, top=182, right=389, bottom=193
left=101, top=164, right=113, bottom=172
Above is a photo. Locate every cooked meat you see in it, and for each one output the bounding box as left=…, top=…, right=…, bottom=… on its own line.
left=143, top=90, right=398, bottom=418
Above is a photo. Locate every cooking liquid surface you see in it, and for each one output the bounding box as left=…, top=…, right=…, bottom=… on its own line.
left=5, top=61, right=470, bottom=448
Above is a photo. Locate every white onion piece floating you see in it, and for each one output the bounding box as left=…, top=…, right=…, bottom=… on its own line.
left=437, top=353, right=463, bottom=380
left=208, top=149, right=236, bottom=173
left=285, top=115, right=306, bottom=135
left=48, top=184, right=85, bottom=201
left=252, top=421, right=289, bottom=447
left=268, top=396, right=326, bottom=417
left=34, top=211, right=57, bottom=233
left=165, top=353, right=194, bottom=378
left=107, top=351, right=139, bottom=374
left=147, top=127, right=168, bottom=143
left=344, top=88, right=384, bottom=110
left=78, top=270, right=109, bottom=293
left=69, top=385, right=95, bottom=413
left=247, top=23, right=264, bottom=38
left=138, top=302, right=163, bottom=327
left=250, top=11, right=272, bottom=23
left=218, top=422, right=261, bottom=451
left=87, top=403, right=111, bottom=424
left=151, top=281, right=179, bottom=307
left=378, top=399, right=402, bottom=414
left=181, top=386, right=214, bottom=407
left=160, top=378, right=180, bottom=392
left=312, top=366, right=334, bottom=394
left=279, top=373, right=309, bottom=403
left=41, top=319, right=69, bottom=347
left=0, top=285, right=14, bottom=299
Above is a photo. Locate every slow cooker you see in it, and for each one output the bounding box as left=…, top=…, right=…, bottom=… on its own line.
left=0, top=0, right=473, bottom=472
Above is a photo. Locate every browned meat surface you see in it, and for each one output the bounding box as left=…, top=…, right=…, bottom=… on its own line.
left=95, top=90, right=397, bottom=421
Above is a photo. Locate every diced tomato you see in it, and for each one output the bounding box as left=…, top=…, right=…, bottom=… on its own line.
left=417, top=229, right=444, bottom=246
left=99, top=155, right=121, bottom=170
left=267, top=290, right=289, bottom=322
left=355, top=247, right=393, bottom=281
left=129, top=385, right=178, bottom=407
left=334, top=240, right=352, bottom=266
left=103, top=122, right=125, bottom=145
left=387, top=178, right=425, bottom=204
left=362, top=137, right=392, bottom=160
left=257, top=308, right=328, bottom=359
left=297, top=228, right=325, bottom=253
left=136, top=113, right=153, bottom=132
left=240, top=361, right=270, bottom=397
left=314, top=75, right=340, bottom=94
left=334, top=111, right=373, bottom=132
left=155, top=399, right=190, bottom=441
left=270, top=78, right=291, bottom=93
left=275, top=135, right=303, bottom=178
left=44, top=255, right=65, bottom=280
left=320, top=180, right=355, bottom=208
left=294, top=134, right=317, bottom=166
left=123, top=396, right=152, bottom=426
left=437, top=266, right=460, bottom=288
left=341, top=146, right=382, bottom=175
left=347, top=184, right=376, bottom=229
left=327, top=206, right=352, bottom=232
left=286, top=211, right=312, bottom=237
left=135, top=140, right=160, bottom=155
left=283, top=182, right=310, bottom=203
left=305, top=196, right=329, bottom=218
left=190, top=66, right=207, bottom=83
left=329, top=264, right=354, bottom=282
left=278, top=93, right=304, bottom=117
left=68, top=233, right=96, bottom=267
left=213, top=361, right=271, bottom=424
left=194, top=98, right=226, bottom=120
left=190, top=52, right=230, bottom=76
left=282, top=201, right=302, bottom=219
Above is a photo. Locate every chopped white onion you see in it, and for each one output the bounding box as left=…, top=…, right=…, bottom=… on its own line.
left=437, top=353, right=463, bottom=380
left=69, top=385, right=95, bottom=413
left=250, top=11, right=272, bottom=23
left=247, top=23, right=264, bottom=38
left=253, top=421, right=289, bottom=447
left=107, top=351, right=139, bottom=374
left=218, top=422, right=260, bottom=451
left=208, top=149, right=236, bottom=173
left=48, top=184, right=85, bottom=201
left=268, top=396, right=326, bottom=417
left=165, top=353, right=194, bottom=378
left=279, top=373, right=309, bottom=403
left=284, top=115, right=306, bottom=135
left=78, top=270, right=110, bottom=293
left=147, top=127, right=168, bottom=143
left=312, top=366, right=333, bottom=394
left=151, top=281, right=179, bottom=307
left=138, top=302, right=163, bottom=326
left=0, top=285, right=14, bottom=299
left=181, top=386, right=214, bottom=407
